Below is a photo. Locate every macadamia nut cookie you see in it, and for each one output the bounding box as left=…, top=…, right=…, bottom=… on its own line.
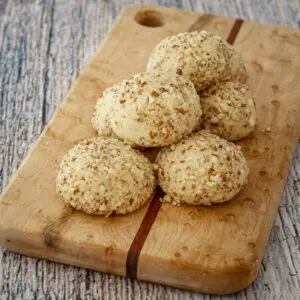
left=201, top=81, right=256, bottom=141
left=155, top=131, right=249, bottom=205
left=147, top=31, right=227, bottom=92
left=56, top=137, right=156, bottom=216
left=108, top=72, right=201, bottom=147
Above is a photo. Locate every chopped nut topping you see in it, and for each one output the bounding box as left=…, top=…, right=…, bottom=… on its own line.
left=175, top=108, right=186, bottom=115
left=176, top=69, right=183, bottom=75
left=151, top=90, right=159, bottom=97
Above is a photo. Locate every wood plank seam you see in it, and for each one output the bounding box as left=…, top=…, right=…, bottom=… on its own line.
left=125, top=16, right=245, bottom=280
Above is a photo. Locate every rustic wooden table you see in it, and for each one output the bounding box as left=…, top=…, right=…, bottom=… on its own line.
left=0, top=0, right=299, bottom=299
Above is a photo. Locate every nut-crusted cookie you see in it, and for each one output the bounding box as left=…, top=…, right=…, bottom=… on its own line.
left=56, top=137, right=156, bottom=216
left=219, top=39, right=248, bottom=84
left=223, top=45, right=248, bottom=83
left=91, top=84, right=122, bottom=137
left=147, top=31, right=248, bottom=92
left=155, top=131, right=249, bottom=205
left=109, top=72, right=201, bottom=147
left=201, top=81, right=256, bottom=141
left=147, top=31, right=227, bottom=92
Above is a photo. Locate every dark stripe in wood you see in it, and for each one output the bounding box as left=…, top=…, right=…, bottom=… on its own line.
left=126, top=188, right=163, bottom=278
left=125, top=17, right=244, bottom=280
left=227, top=19, right=244, bottom=45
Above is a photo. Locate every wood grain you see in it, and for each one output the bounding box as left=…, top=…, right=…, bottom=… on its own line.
left=1, top=1, right=300, bottom=299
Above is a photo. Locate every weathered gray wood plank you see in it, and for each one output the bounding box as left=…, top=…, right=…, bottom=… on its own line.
left=0, top=0, right=299, bottom=299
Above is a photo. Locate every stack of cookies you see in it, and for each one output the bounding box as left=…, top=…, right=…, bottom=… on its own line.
left=56, top=31, right=256, bottom=216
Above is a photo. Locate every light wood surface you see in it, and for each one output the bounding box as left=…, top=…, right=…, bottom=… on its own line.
left=1, top=1, right=300, bottom=299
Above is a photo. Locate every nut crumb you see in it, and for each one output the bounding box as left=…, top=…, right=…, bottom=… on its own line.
left=151, top=90, right=159, bottom=97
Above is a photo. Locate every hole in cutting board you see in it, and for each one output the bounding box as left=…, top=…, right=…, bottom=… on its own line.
left=135, top=10, right=164, bottom=27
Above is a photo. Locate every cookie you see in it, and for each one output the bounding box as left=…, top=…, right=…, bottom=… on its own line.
left=147, top=31, right=227, bottom=92
left=109, top=72, right=201, bottom=147
left=201, top=81, right=256, bottom=141
left=220, top=41, right=248, bottom=83
left=147, top=31, right=248, bottom=92
left=91, top=84, right=122, bottom=137
left=56, top=137, right=156, bottom=216
left=155, top=131, right=249, bottom=205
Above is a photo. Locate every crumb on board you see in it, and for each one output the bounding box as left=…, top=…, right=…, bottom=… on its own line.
left=159, top=194, right=181, bottom=206
left=261, top=127, right=271, bottom=133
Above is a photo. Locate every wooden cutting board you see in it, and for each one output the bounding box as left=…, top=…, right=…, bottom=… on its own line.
left=1, top=6, right=300, bottom=295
